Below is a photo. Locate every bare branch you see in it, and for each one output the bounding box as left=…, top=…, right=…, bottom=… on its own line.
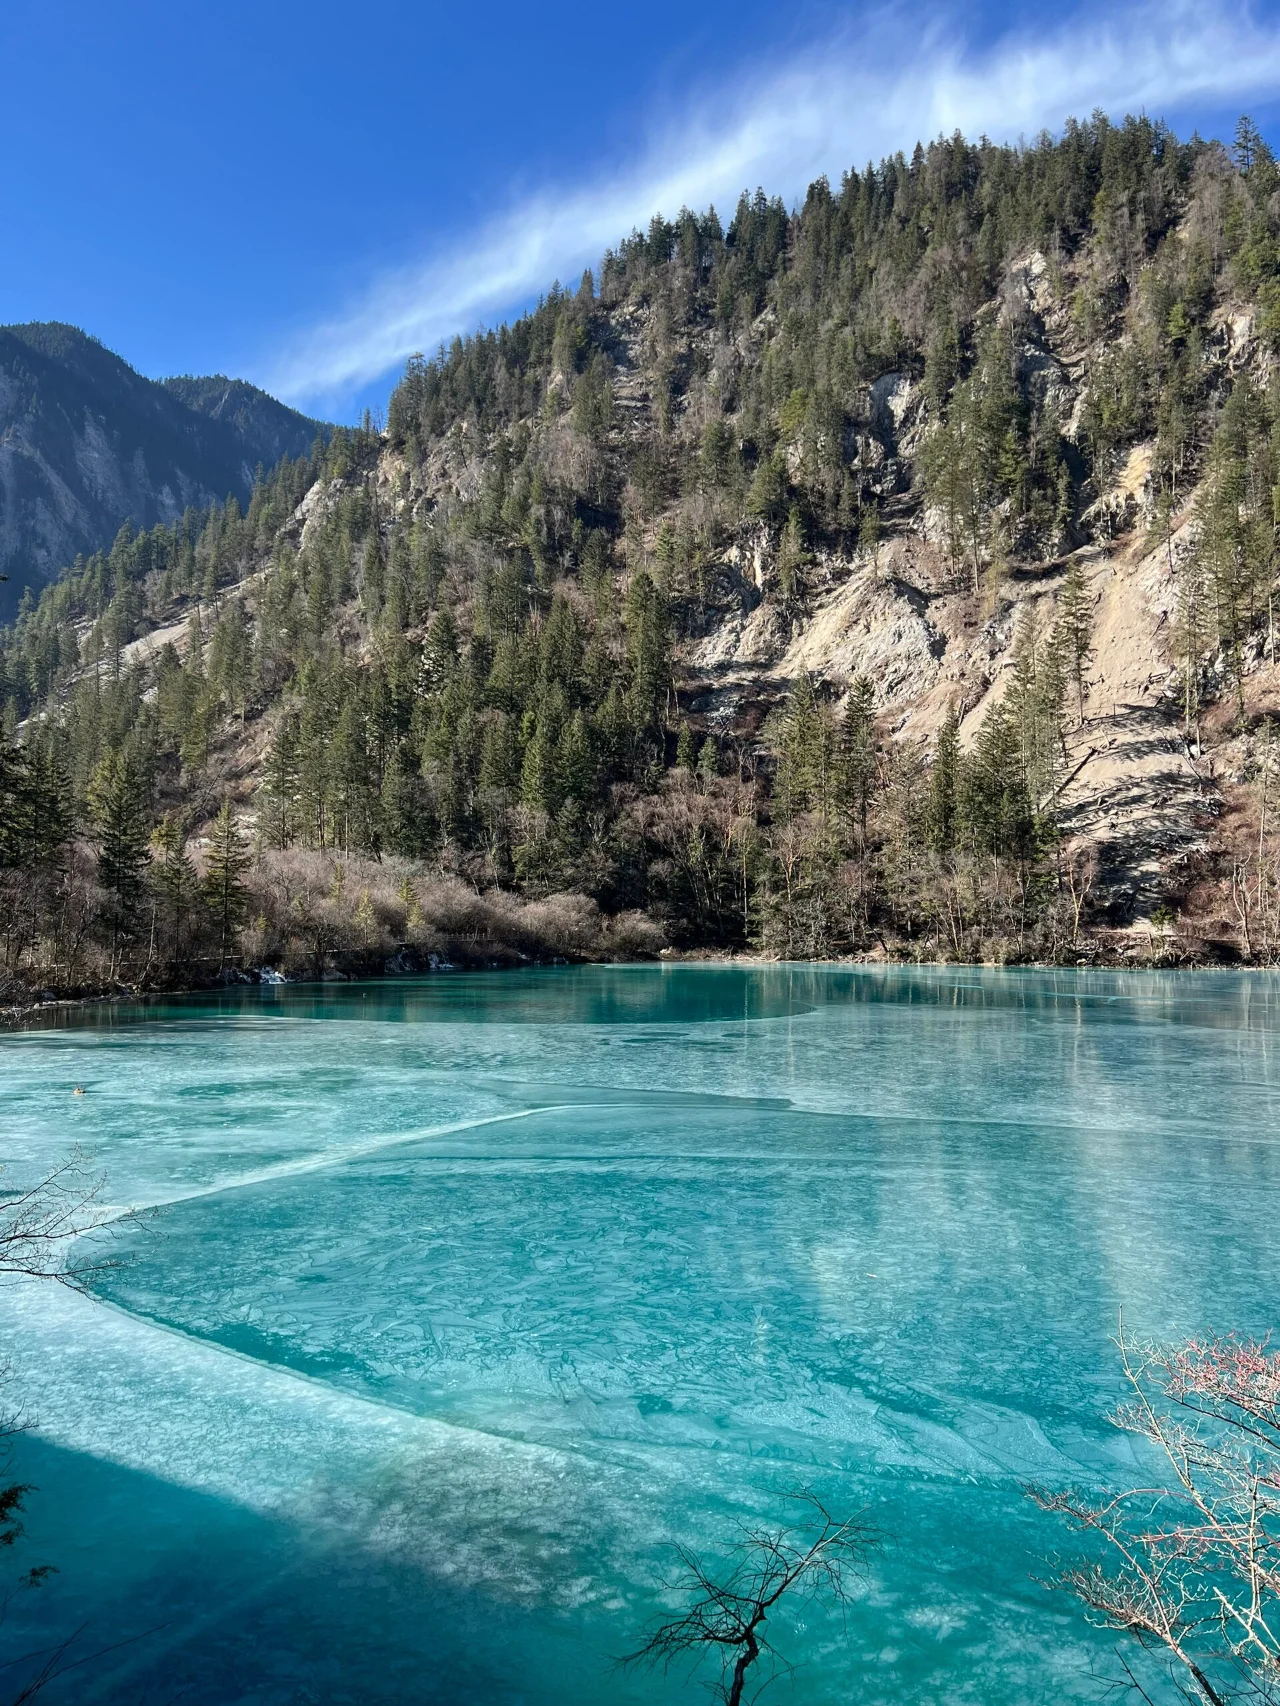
left=0, top=1150, right=124, bottom=1289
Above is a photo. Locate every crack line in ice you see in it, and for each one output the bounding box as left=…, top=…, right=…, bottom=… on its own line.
left=91, top=1105, right=576, bottom=1221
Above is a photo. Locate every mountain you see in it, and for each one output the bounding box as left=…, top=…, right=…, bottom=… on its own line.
left=160, top=375, right=326, bottom=469
left=5, top=113, right=1280, bottom=996
left=0, top=323, right=324, bottom=621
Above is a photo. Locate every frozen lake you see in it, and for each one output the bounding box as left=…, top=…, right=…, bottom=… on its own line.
left=4, top=964, right=1280, bottom=1702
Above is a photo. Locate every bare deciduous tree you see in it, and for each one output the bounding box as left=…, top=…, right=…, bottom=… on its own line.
left=1063, top=844, right=1097, bottom=949
left=625, top=1489, right=875, bottom=1706
left=1030, top=1327, right=1280, bottom=1706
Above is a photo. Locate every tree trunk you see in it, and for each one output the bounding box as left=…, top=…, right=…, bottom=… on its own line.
left=726, top=1629, right=760, bottom=1706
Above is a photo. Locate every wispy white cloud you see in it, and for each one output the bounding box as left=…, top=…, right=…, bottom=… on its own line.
left=265, top=0, right=1280, bottom=411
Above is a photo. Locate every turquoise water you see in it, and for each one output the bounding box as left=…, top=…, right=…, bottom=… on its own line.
left=3, top=964, right=1280, bottom=1703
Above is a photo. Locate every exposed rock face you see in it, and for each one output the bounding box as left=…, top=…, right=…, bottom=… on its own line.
left=0, top=323, right=322, bottom=620
left=678, top=497, right=1219, bottom=920
left=650, top=223, right=1273, bottom=928
left=773, top=546, right=947, bottom=712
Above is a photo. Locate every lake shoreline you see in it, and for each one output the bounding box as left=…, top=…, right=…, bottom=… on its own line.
left=0, top=929, right=1251, bottom=1031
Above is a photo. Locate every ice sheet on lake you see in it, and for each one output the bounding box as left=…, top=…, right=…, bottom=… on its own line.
left=6, top=964, right=1280, bottom=1703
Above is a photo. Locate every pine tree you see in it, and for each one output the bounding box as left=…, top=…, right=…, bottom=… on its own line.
left=1005, top=611, right=1066, bottom=814
left=676, top=722, right=697, bottom=774
left=926, top=707, right=960, bottom=855
left=479, top=714, right=523, bottom=798
left=0, top=740, right=32, bottom=870
left=204, top=798, right=251, bottom=971
left=747, top=453, right=788, bottom=527
left=924, top=308, right=960, bottom=409
left=261, top=714, right=301, bottom=849
left=521, top=717, right=561, bottom=816
left=383, top=746, right=436, bottom=860
left=838, top=677, right=877, bottom=853
left=959, top=701, right=1035, bottom=861
left=88, top=749, right=149, bottom=968
left=25, top=742, right=73, bottom=872
left=1236, top=115, right=1262, bottom=176
left=421, top=607, right=460, bottom=692
left=1054, top=556, right=1095, bottom=725
left=332, top=699, right=376, bottom=852
left=879, top=743, right=928, bottom=932
left=921, top=386, right=988, bottom=595
left=777, top=508, right=808, bottom=606
left=558, top=710, right=596, bottom=805
left=772, top=674, right=832, bottom=823
left=623, top=572, right=671, bottom=740
left=150, top=813, right=197, bottom=964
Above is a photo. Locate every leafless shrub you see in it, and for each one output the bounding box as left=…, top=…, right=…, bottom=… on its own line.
left=239, top=851, right=666, bottom=971
left=1029, top=1327, right=1280, bottom=1705
left=604, top=908, right=667, bottom=957
left=518, top=893, right=606, bottom=956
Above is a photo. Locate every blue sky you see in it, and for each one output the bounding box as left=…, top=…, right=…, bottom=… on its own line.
left=5, top=0, right=1280, bottom=423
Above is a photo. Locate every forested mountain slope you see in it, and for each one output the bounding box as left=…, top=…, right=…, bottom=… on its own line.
left=6, top=115, right=1280, bottom=997
left=0, top=324, right=324, bottom=621
left=160, top=375, right=328, bottom=468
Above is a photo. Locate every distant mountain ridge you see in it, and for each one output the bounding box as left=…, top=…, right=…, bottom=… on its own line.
left=0, top=323, right=325, bottom=621
left=159, top=374, right=325, bottom=468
